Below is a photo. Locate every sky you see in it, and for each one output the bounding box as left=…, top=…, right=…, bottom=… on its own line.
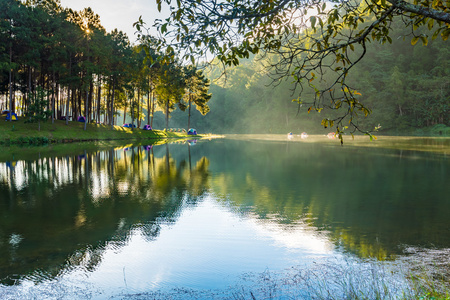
left=59, top=0, right=167, bottom=43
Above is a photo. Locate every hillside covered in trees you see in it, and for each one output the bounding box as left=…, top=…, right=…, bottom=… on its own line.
left=165, top=20, right=449, bottom=135
left=146, top=0, right=449, bottom=137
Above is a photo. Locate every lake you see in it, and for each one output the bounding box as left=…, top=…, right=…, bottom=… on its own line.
left=0, top=135, right=449, bottom=299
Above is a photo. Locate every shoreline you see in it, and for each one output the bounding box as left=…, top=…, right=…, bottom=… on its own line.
left=0, top=119, right=212, bottom=146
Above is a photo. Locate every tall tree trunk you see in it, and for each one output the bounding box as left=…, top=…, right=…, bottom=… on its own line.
left=123, top=105, right=127, bottom=124
left=9, top=43, right=13, bottom=122
left=165, top=99, right=169, bottom=129
left=188, top=94, right=192, bottom=130
left=65, top=87, right=71, bottom=125
left=96, top=83, right=101, bottom=124
left=52, top=71, right=56, bottom=124
left=150, top=91, right=155, bottom=128
left=84, top=80, right=88, bottom=130
left=131, top=97, right=135, bottom=131
left=137, top=88, right=141, bottom=128
left=66, top=56, right=72, bottom=125
left=147, top=89, right=150, bottom=125
left=110, top=77, right=116, bottom=130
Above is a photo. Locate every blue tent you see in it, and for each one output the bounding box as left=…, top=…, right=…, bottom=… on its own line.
left=5, top=112, right=18, bottom=121
left=142, top=124, right=152, bottom=130
left=188, top=128, right=197, bottom=135
left=77, top=116, right=86, bottom=122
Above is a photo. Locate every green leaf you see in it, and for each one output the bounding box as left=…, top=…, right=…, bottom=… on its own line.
left=161, top=23, right=168, bottom=34
left=442, top=28, right=450, bottom=41
left=420, top=36, right=428, bottom=46
left=310, top=16, right=316, bottom=29
left=157, top=0, right=162, bottom=12
left=428, top=19, right=434, bottom=30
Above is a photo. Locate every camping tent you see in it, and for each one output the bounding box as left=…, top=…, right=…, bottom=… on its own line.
left=77, top=116, right=86, bottom=122
left=5, top=112, right=18, bottom=121
left=143, top=124, right=152, bottom=130
left=188, top=128, right=197, bottom=135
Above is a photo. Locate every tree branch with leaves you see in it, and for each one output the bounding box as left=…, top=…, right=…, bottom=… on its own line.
left=135, top=0, right=449, bottom=141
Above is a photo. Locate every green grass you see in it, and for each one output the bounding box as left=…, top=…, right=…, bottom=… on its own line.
left=0, top=118, right=193, bottom=145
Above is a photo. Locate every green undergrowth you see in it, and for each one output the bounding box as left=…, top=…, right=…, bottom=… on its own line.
left=381, top=124, right=450, bottom=137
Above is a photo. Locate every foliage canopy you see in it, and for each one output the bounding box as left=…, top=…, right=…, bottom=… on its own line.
left=137, top=0, right=449, bottom=139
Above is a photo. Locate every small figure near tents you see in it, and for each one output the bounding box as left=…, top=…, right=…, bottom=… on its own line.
left=301, top=132, right=308, bottom=139
left=77, top=116, right=86, bottom=123
left=188, top=128, right=197, bottom=135
left=287, top=132, right=293, bottom=140
left=142, top=124, right=152, bottom=130
left=5, top=112, right=18, bottom=121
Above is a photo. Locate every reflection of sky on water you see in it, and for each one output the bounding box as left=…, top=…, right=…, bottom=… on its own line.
left=0, top=138, right=447, bottom=299
left=72, top=195, right=334, bottom=296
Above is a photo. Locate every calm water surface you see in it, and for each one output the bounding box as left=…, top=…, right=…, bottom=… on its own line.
left=0, top=136, right=449, bottom=299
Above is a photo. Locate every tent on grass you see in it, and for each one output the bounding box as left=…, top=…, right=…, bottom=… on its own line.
left=142, top=124, right=152, bottom=130
left=5, top=112, right=18, bottom=121
left=77, top=116, right=86, bottom=122
left=188, top=128, right=197, bottom=135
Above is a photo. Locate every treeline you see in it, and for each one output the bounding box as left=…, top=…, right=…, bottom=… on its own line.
left=174, top=19, right=449, bottom=135
left=0, top=0, right=211, bottom=129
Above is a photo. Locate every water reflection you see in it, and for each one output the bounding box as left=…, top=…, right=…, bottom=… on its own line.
left=0, top=141, right=210, bottom=286
left=0, top=137, right=448, bottom=297
left=204, top=139, right=450, bottom=259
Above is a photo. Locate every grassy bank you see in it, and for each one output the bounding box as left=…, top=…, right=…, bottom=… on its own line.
left=380, top=124, right=450, bottom=137
left=0, top=119, right=197, bottom=145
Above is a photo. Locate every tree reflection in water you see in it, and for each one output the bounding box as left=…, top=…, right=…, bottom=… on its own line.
left=0, top=137, right=448, bottom=298
left=0, top=140, right=209, bottom=285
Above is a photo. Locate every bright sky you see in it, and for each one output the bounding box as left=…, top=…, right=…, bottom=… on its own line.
left=59, top=0, right=167, bottom=44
